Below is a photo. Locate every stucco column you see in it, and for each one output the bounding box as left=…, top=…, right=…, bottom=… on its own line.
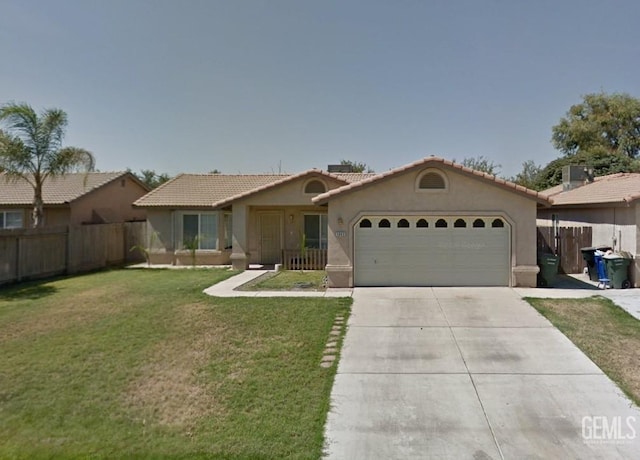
left=230, top=203, right=249, bottom=270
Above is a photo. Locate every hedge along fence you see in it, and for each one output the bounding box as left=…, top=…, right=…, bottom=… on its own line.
left=0, top=222, right=146, bottom=284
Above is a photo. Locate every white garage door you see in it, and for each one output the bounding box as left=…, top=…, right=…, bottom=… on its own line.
left=354, top=216, right=510, bottom=286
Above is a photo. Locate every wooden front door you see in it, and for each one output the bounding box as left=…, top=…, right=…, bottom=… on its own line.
left=260, top=213, right=282, bottom=264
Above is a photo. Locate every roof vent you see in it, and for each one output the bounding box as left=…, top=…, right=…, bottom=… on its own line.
left=562, top=165, right=593, bottom=191
left=327, top=164, right=354, bottom=173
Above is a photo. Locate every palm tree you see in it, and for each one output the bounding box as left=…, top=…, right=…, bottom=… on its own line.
left=0, top=102, right=95, bottom=228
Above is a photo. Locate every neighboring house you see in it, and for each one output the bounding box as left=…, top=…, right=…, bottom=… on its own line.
left=0, top=172, right=149, bottom=229
left=538, top=167, right=640, bottom=286
left=135, top=157, right=550, bottom=287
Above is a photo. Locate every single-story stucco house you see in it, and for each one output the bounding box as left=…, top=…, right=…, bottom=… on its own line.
left=135, top=157, right=550, bottom=287
left=0, top=172, right=149, bottom=229
left=537, top=167, right=640, bottom=286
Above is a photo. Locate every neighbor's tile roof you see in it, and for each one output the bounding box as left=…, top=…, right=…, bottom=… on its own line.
left=134, top=171, right=374, bottom=208
left=543, top=173, right=640, bottom=206
left=313, top=156, right=552, bottom=205
left=0, top=172, right=132, bottom=205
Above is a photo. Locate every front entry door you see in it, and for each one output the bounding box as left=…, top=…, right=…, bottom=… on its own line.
left=260, top=213, right=282, bottom=264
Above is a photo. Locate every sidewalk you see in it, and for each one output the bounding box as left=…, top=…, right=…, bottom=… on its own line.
left=202, top=269, right=353, bottom=298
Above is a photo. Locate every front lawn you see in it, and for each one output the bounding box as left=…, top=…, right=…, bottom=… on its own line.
left=527, top=296, right=640, bottom=406
left=240, top=270, right=327, bottom=291
left=0, top=269, right=350, bottom=459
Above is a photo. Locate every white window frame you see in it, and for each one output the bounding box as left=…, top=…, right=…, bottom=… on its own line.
left=303, top=213, right=328, bottom=249
left=179, top=212, right=219, bottom=250
left=1, top=210, right=23, bottom=229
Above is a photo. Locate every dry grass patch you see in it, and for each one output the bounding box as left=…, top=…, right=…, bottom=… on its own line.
left=0, top=284, right=124, bottom=344
left=527, top=296, right=640, bottom=406
left=125, top=302, right=227, bottom=431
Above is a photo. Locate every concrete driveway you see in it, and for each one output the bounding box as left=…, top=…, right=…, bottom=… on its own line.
left=324, top=287, right=640, bottom=459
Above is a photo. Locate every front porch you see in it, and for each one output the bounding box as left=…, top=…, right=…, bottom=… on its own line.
left=231, top=205, right=329, bottom=271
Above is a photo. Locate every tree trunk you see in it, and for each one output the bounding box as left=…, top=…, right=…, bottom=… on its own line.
left=32, top=183, right=44, bottom=228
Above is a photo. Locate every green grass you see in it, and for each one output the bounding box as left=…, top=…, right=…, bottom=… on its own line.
left=242, top=271, right=327, bottom=291
left=0, top=269, right=351, bottom=459
left=527, top=296, right=640, bottom=407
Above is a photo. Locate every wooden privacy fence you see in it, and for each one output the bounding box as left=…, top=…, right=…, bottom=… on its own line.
left=282, top=249, right=327, bottom=270
left=537, top=226, right=592, bottom=274
left=0, top=222, right=146, bottom=284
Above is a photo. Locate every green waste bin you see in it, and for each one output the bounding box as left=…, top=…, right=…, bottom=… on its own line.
left=603, top=254, right=632, bottom=289
left=537, top=253, right=559, bottom=287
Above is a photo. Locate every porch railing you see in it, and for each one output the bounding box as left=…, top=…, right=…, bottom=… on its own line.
left=282, top=249, right=327, bottom=270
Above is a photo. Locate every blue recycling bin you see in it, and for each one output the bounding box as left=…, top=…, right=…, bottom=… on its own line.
left=594, top=253, right=610, bottom=289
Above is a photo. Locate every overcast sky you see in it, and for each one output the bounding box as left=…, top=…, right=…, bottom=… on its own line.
left=1, top=0, right=639, bottom=177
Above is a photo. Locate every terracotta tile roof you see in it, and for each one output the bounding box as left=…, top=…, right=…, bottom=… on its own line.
left=332, top=172, right=378, bottom=182
left=134, top=173, right=289, bottom=207
left=134, top=170, right=372, bottom=208
left=0, top=172, right=137, bottom=205
left=313, top=156, right=552, bottom=205
left=543, top=173, right=640, bottom=206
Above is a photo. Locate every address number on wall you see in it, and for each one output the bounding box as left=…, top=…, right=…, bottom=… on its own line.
left=335, top=231, right=346, bottom=237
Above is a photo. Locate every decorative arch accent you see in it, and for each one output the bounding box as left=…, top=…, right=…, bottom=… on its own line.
left=416, top=168, right=448, bottom=191
left=304, top=179, right=327, bottom=194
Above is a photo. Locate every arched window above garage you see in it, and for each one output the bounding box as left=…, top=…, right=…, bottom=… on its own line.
left=492, top=218, right=505, bottom=228
left=416, top=219, right=428, bottom=228
left=473, top=218, right=485, bottom=228
left=359, top=219, right=372, bottom=228
left=435, top=218, right=447, bottom=228
left=454, top=218, right=466, bottom=228
left=417, top=169, right=448, bottom=191
left=379, top=219, right=391, bottom=228
left=304, top=179, right=327, bottom=194
left=397, top=219, right=410, bottom=228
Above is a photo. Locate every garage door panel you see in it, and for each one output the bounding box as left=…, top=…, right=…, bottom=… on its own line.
left=354, top=218, right=510, bottom=286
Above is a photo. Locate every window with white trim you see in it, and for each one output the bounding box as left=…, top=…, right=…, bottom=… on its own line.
left=182, top=213, right=217, bottom=249
left=303, top=214, right=328, bottom=249
left=1, top=210, right=23, bottom=229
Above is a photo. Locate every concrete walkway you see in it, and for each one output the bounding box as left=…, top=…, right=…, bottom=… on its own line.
left=202, top=269, right=353, bottom=297
left=324, top=287, right=640, bottom=459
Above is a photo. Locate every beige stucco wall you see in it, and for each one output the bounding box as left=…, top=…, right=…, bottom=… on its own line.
left=537, top=206, right=637, bottom=254
left=69, top=176, right=148, bottom=225
left=19, top=207, right=70, bottom=228
left=323, top=166, right=540, bottom=288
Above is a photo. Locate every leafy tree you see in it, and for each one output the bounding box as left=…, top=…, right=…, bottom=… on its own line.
left=340, top=159, right=374, bottom=173
left=0, top=103, right=94, bottom=228
left=129, top=169, right=171, bottom=189
left=552, top=92, right=640, bottom=158
left=534, top=151, right=640, bottom=191
left=456, top=155, right=501, bottom=175
left=509, top=160, right=543, bottom=190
